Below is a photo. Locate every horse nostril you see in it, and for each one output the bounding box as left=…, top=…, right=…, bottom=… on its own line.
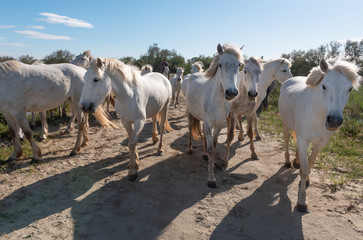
left=327, top=116, right=332, bottom=123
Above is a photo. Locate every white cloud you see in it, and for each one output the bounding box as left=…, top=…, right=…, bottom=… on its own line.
left=39, top=12, right=94, bottom=28
left=27, top=25, right=46, bottom=30
left=0, top=42, right=27, bottom=47
left=15, top=30, right=71, bottom=40
left=0, top=25, right=16, bottom=29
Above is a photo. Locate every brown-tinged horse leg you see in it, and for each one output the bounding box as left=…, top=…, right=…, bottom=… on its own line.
left=252, top=111, right=262, bottom=140
left=157, top=102, right=169, bottom=156
left=4, top=113, right=23, bottom=162
left=151, top=115, right=159, bottom=144
left=127, top=119, right=145, bottom=181
left=16, top=113, right=42, bottom=163
left=282, top=121, right=291, bottom=168
left=39, top=111, right=48, bottom=141
left=237, top=113, right=244, bottom=142
left=70, top=106, right=85, bottom=156
left=247, top=116, right=258, bottom=160
left=81, top=113, right=89, bottom=147
left=223, top=112, right=235, bottom=167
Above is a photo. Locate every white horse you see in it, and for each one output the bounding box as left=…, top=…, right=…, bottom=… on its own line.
left=162, top=66, right=170, bottom=80
left=170, top=67, right=184, bottom=107
left=225, top=57, right=263, bottom=164
left=79, top=58, right=172, bottom=181
left=0, top=61, right=91, bottom=163
left=278, top=59, right=360, bottom=212
left=243, top=58, right=293, bottom=140
left=181, top=61, right=204, bottom=96
left=184, top=43, right=243, bottom=188
left=141, top=64, right=153, bottom=75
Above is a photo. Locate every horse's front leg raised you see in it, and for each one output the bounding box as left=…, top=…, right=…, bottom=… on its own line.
left=204, top=122, right=217, bottom=188
left=127, top=119, right=145, bottom=181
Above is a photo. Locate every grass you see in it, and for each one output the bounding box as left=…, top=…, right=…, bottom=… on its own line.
left=259, top=82, right=363, bottom=190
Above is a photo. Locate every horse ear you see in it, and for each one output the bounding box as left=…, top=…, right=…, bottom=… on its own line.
left=240, top=45, right=244, bottom=50
left=280, top=59, right=285, bottom=65
left=320, top=59, right=329, bottom=73
left=217, top=44, right=224, bottom=55
left=96, top=58, right=103, bottom=68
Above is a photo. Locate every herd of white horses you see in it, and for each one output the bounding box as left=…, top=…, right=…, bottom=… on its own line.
left=0, top=43, right=360, bottom=213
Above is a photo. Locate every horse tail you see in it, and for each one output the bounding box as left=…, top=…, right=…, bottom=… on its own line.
left=109, top=93, right=115, bottom=107
left=291, top=130, right=297, bottom=143
left=156, top=112, right=173, bottom=133
left=93, top=106, right=118, bottom=129
left=191, top=116, right=202, bottom=141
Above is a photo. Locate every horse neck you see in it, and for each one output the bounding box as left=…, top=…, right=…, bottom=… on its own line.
left=260, top=61, right=278, bottom=89
left=105, top=67, right=135, bottom=101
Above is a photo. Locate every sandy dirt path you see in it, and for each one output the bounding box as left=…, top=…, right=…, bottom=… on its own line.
left=0, top=96, right=362, bottom=240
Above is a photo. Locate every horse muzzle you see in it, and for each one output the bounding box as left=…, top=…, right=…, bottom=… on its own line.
left=225, top=89, right=239, bottom=100
left=248, top=91, right=258, bottom=101
left=80, top=103, right=96, bottom=113
left=325, top=115, right=343, bottom=131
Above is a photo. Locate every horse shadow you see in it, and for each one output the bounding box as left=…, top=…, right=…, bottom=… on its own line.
left=210, top=167, right=303, bottom=240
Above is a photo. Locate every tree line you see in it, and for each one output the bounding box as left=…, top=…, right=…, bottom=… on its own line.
left=0, top=40, right=362, bottom=75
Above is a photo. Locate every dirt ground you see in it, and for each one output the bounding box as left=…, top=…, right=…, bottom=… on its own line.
left=0, top=96, right=362, bottom=240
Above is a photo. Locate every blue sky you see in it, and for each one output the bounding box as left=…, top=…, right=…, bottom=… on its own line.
left=1, top=0, right=362, bottom=61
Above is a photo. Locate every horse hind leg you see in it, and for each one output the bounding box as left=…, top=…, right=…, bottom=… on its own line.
left=157, top=102, right=170, bottom=156
left=39, top=111, right=48, bottom=141
left=151, top=115, right=159, bottom=144
left=64, top=99, right=75, bottom=134
left=222, top=113, right=235, bottom=168
left=282, top=122, right=291, bottom=168
left=187, top=111, right=194, bottom=154
left=253, top=111, right=262, bottom=140
left=4, top=114, right=23, bottom=162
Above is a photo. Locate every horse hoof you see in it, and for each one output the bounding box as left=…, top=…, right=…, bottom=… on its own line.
left=296, top=203, right=309, bottom=213
left=30, top=158, right=41, bottom=164
left=238, top=136, right=244, bottom=142
left=63, top=130, right=71, bottom=134
left=152, top=138, right=159, bottom=144
left=283, top=162, right=292, bottom=168
left=293, top=161, right=300, bottom=169
left=157, top=150, right=164, bottom=156
left=70, top=151, right=77, bottom=157
left=39, top=137, right=47, bottom=142
left=187, top=149, right=192, bottom=155
left=215, top=161, right=228, bottom=170
left=207, top=181, right=217, bottom=188
left=251, top=154, right=259, bottom=160
left=128, top=173, right=138, bottom=181
left=121, top=138, right=129, bottom=146
left=81, top=143, right=88, bottom=147
left=202, top=154, right=209, bottom=161
left=299, top=180, right=310, bottom=188
left=255, top=136, right=262, bottom=141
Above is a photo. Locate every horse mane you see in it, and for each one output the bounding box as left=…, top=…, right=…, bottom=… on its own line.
left=0, top=61, right=22, bottom=75
left=83, top=50, right=91, bottom=56
left=204, top=43, right=244, bottom=79
left=91, top=58, right=141, bottom=85
left=246, top=56, right=264, bottom=71
left=306, top=60, right=360, bottom=89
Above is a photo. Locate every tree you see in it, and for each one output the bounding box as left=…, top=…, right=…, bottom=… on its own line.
left=0, top=56, right=16, bottom=62
left=43, top=50, right=75, bottom=64
left=120, top=56, right=137, bottom=65
left=18, top=55, right=36, bottom=64
left=344, top=40, right=363, bottom=62
left=327, top=41, right=342, bottom=58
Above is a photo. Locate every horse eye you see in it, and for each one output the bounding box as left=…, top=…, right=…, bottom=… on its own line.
left=94, top=78, right=99, bottom=83
left=218, top=64, right=222, bottom=68
left=82, top=58, right=86, bottom=61
left=322, top=84, right=326, bottom=90
left=238, top=63, right=241, bottom=67
left=244, top=70, right=247, bottom=74
left=349, top=87, right=352, bottom=92
left=282, top=70, right=287, bottom=72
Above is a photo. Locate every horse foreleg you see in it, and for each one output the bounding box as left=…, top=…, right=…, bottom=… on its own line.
left=223, top=113, right=235, bottom=167
left=253, top=111, right=262, bottom=140
left=247, top=116, right=258, bottom=160
left=296, top=138, right=309, bottom=212
left=30, top=112, right=36, bottom=129
left=70, top=108, right=85, bottom=156
left=175, top=91, right=180, bottom=108
left=39, top=111, right=48, bottom=141
left=127, top=119, right=145, bottom=181
left=4, top=113, right=23, bottom=162
left=81, top=113, right=89, bottom=147
left=237, top=114, right=244, bottom=142
left=16, top=113, right=41, bottom=163
left=306, top=142, right=326, bottom=186
left=204, top=122, right=217, bottom=188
